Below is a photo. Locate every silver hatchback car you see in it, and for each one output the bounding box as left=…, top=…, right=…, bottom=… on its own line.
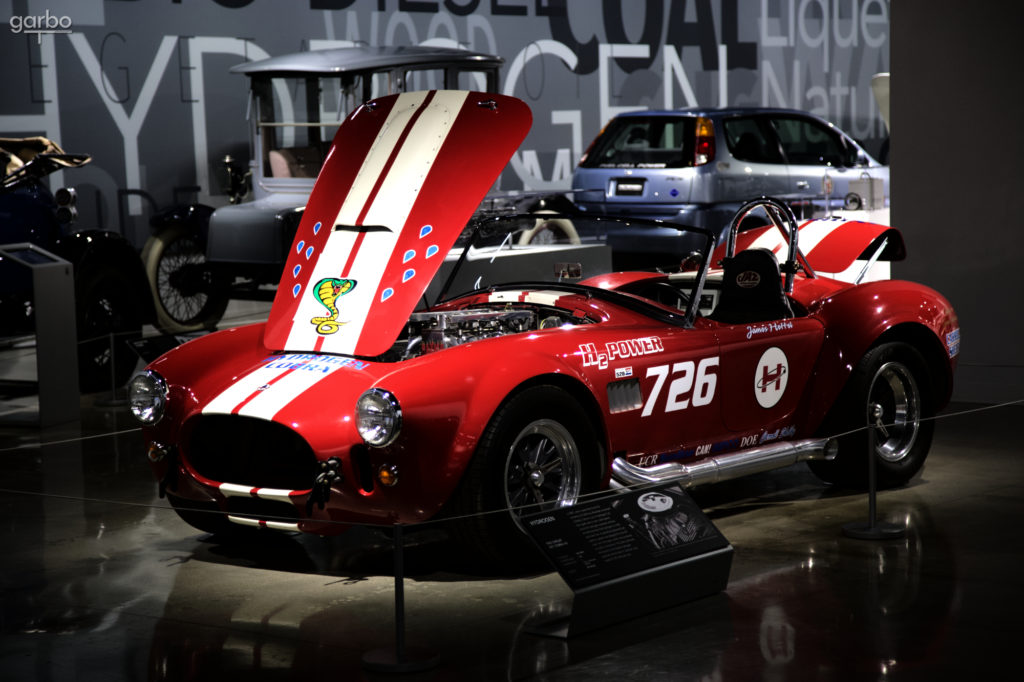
left=571, top=107, right=887, bottom=265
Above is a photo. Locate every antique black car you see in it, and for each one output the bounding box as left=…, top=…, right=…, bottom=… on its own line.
left=1, top=137, right=153, bottom=392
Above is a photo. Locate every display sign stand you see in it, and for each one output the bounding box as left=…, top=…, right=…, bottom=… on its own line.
left=0, top=243, right=80, bottom=427
left=843, top=404, right=907, bottom=540
left=362, top=524, right=441, bottom=673
left=522, top=484, right=733, bottom=638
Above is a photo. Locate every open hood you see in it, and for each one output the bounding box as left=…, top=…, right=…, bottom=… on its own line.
left=264, top=90, right=531, bottom=356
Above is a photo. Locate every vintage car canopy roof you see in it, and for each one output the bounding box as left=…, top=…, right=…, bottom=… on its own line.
left=231, top=45, right=504, bottom=76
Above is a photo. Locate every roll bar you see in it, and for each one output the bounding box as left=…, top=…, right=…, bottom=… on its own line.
left=724, top=197, right=816, bottom=294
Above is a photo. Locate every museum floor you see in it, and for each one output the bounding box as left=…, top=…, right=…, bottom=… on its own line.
left=1, top=382, right=1021, bottom=680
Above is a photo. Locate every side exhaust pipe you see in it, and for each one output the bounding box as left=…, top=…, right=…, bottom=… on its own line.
left=611, top=438, right=837, bottom=489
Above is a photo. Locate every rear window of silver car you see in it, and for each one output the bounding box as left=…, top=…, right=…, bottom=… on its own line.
left=581, top=116, right=696, bottom=169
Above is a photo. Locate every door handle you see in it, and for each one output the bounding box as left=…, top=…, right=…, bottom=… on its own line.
left=796, top=181, right=810, bottom=189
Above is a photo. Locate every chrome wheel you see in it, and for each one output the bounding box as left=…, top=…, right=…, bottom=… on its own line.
left=869, top=361, right=921, bottom=463
left=503, top=418, right=582, bottom=514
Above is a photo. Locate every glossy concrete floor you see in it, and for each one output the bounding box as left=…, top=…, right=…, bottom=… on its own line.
left=1, top=387, right=1022, bottom=681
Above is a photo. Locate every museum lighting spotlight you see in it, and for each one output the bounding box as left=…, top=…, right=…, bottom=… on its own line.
left=356, top=388, right=402, bottom=447
left=128, top=370, right=168, bottom=424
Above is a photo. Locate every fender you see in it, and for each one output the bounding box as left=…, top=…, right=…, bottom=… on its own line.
left=369, top=338, right=604, bottom=515
left=802, top=279, right=958, bottom=431
left=149, top=203, right=214, bottom=242
left=712, top=219, right=906, bottom=282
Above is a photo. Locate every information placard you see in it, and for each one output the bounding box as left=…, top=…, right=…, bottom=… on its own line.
left=523, top=484, right=729, bottom=590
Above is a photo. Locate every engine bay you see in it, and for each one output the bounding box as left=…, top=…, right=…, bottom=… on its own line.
left=383, top=305, right=591, bottom=361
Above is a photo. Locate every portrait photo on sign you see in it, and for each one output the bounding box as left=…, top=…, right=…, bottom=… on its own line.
left=614, top=486, right=712, bottom=551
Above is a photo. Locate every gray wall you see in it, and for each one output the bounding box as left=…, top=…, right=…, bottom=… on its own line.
left=891, top=1, right=1023, bottom=404
left=3, top=0, right=889, bottom=242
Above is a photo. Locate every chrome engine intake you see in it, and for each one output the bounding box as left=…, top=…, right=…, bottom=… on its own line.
left=401, top=307, right=574, bottom=358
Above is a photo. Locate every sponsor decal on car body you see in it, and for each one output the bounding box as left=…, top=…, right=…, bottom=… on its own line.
left=746, top=319, right=794, bottom=339
left=629, top=424, right=798, bottom=467
left=754, top=347, right=789, bottom=408
left=578, top=336, right=664, bottom=370
left=736, top=270, right=761, bottom=288
left=946, top=328, right=961, bottom=357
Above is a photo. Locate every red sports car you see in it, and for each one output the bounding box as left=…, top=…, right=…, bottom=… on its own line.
left=129, top=90, right=959, bottom=561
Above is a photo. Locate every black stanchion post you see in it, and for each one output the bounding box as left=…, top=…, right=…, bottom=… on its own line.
left=96, top=332, right=127, bottom=408
left=362, top=524, right=440, bottom=673
left=843, top=403, right=906, bottom=540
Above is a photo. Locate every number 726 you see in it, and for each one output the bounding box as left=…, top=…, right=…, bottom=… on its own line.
left=641, top=356, right=719, bottom=417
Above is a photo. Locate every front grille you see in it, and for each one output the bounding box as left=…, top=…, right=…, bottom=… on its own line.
left=185, top=415, right=319, bottom=490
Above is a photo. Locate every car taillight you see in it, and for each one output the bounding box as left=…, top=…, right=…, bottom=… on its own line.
left=695, top=116, right=715, bottom=166
left=579, top=121, right=610, bottom=165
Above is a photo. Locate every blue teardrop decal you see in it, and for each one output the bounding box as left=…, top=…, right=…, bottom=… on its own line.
left=381, top=288, right=394, bottom=302
left=313, top=221, right=322, bottom=235
left=402, top=269, right=415, bottom=283
left=293, top=264, right=301, bottom=277
left=296, top=240, right=305, bottom=254
left=292, top=284, right=301, bottom=297
left=403, top=249, right=415, bottom=263
left=305, top=246, right=314, bottom=259
left=419, top=225, right=432, bottom=238
left=425, top=245, right=439, bottom=258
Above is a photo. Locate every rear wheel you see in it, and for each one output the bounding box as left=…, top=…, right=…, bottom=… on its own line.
left=142, top=227, right=229, bottom=334
left=449, top=385, right=600, bottom=564
left=809, top=342, right=933, bottom=487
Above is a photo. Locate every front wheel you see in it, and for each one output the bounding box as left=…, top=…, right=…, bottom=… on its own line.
left=449, top=385, right=600, bottom=564
left=808, top=342, right=934, bottom=488
left=142, top=227, right=229, bottom=334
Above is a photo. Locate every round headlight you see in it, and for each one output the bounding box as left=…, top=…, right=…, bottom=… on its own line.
left=128, top=370, right=168, bottom=424
left=356, top=388, right=402, bottom=447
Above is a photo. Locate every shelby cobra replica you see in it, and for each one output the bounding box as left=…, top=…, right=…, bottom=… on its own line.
left=129, top=91, right=959, bottom=560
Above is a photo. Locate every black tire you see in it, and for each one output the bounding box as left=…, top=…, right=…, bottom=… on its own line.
left=142, top=227, right=229, bottom=334
left=808, top=342, right=934, bottom=488
left=75, top=265, right=142, bottom=393
left=449, top=385, right=600, bottom=564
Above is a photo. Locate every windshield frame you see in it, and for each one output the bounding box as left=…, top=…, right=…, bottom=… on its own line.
left=436, top=213, right=717, bottom=328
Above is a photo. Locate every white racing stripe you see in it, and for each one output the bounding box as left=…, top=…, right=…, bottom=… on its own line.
left=202, top=354, right=356, bottom=418
left=220, top=483, right=298, bottom=502
left=795, top=220, right=842, bottom=255
left=234, top=361, right=340, bottom=419
left=228, top=516, right=300, bottom=531
left=748, top=228, right=787, bottom=253
left=201, top=362, right=292, bottom=415
left=283, top=91, right=469, bottom=355
left=487, top=290, right=567, bottom=306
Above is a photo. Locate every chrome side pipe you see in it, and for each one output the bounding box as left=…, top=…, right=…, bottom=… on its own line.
left=611, top=438, right=837, bottom=489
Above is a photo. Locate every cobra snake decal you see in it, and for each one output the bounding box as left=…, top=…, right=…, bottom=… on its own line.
left=311, top=277, right=356, bottom=334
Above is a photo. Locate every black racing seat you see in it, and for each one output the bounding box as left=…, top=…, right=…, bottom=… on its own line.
left=709, top=248, right=793, bottom=324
